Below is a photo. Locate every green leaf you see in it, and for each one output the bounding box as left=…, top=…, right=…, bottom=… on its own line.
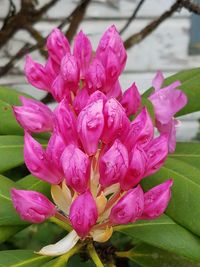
left=169, top=142, right=200, bottom=169
left=0, top=86, right=32, bottom=106
left=115, top=215, right=200, bottom=262
left=0, top=136, right=24, bottom=172
left=17, top=175, right=50, bottom=197
left=142, top=157, right=200, bottom=237
left=0, top=100, right=23, bottom=135
left=0, top=225, right=23, bottom=244
left=124, top=243, right=200, bottom=267
left=142, top=68, right=200, bottom=116
left=0, top=250, right=51, bottom=267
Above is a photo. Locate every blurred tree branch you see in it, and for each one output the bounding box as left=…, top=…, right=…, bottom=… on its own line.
left=0, top=0, right=200, bottom=104
left=180, top=0, right=200, bottom=14
left=120, top=0, right=146, bottom=35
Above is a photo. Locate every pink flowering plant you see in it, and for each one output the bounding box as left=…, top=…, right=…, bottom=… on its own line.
left=1, top=25, right=200, bottom=266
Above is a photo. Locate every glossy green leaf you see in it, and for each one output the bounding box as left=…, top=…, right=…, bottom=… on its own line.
left=115, top=215, right=200, bottom=262
left=0, top=100, right=23, bottom=135
left=0, top=86, right=32, bottom=106
left=17, top=175, right=50, bottom=197
left=169, top=142, right=200, bottom=169
left=142, top=157, right=200, bottom=237
left=142, top=68, right=200, bottom=116
left=0, top=225, right=23, bottom=244
left=0, top=250, right=52, bottom=267
left=0, top=136, right=24, bottom=172
left=125, top=243, right=200, bottom=267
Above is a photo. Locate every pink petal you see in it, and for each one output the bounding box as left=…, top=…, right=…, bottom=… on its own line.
left=149, top=81, right=187, bottom=124
left=157, top=118, right=178, bottom=153
left=102, top=98, right=130, bottom=144
left=54, top=99, right=78, bottom=144
left=73, top=30, right=92, bottom=79
left=110, top=185, right=144, bottom=225
left=123, top=107, right=154, bottom=151
left=152, top=71, right=164, bottom=91
left=141, top=179, right=173, bottom=219
left=24, top=132, right=63, bottom=184
left=77, top=99, right=104, bottom=155
left=96, top=25, right=127, bottom=71
left=69, top=191, right=98, bottom=238
left=24, top=55, right=52, bottom=91
left=60, top=54, right=80, bottom=94
left=85, top=58, right=106, bottom=93
left=144, top=134, right=169, bottom=177
left=99, top=139, right=129, bottom=188
left=121, top=145, right=146, bottom=191
left=11, top=189, right=56, bottom=223
left=46, top=28, right=70, bottom=64
left=51, top=74, right=71, bottom=103
left=13, top=96, right=54, bottom=133
left=61, top=144, right=90, bottom=193
left=73, top=88, right=90, bottom=114
left=120, top=83, right=141, bottom=116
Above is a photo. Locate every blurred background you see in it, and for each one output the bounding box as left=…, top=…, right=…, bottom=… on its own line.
left=0, top=0, right=200, bottom=140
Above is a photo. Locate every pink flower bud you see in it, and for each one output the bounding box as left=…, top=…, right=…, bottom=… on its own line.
left=11, top=189, right=56, bottom=223
left=120, top=83, right=141, bottom=116
left=102, top=98, right=130, bottom=144
left=85, top=59, right=106, bottom=93
left=77, top=99, right=104, bottom=155
left=87, top=91, right=107, bottom=106
left=24, top=55, right=52, bottom=91
left=123, top=107, right=154, bottom=151
left=157, top=118, right=178, bottom=153
left=69, top=191, right=98, bottom=238
left=152, top=70, right=164, bottom=91
left=99, top=139, right=129, bottom=188
left=46, top=131, right=65, bottom=174
left=51, top=74, right=71, bottom=103
left=24, top=132, right=63, bottom=184
left=96, top=25, right=127, bottom=71
left=73, top=30, right=92, bottom=78
left=47, top=28, right=70, bottom=64
left=60, top=54, right=80, bottom=94
left=110, top=185, right=144, bottom=225
left=149, top=79, right=187, bottom=124
left=106, top=80, right=122, bottom=99
left=144, top=134, right=168, bottom=177
left=45, top=57, right=60, bottom=80
left=73, top=88, right=90, bottom=114
left=54, top=99, right=78, bottom=144
left=61, top=144, right=90, bottom=193
left=121, top=145, right=146, bottom=191
left=141, top=179, right=173, bottom=219
left=13, top=96, right=54, bottom=133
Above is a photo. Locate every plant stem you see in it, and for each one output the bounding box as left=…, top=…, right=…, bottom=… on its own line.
left=87, top=242, right=104, bottom=267
left=115, top=251, right=131, bottom=258
left=54, top=243, right=83, bottom=265
left=49, top=216, right=72, bottom=232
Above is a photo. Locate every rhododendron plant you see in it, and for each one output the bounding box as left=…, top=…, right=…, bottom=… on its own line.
left=9, top=25, right=188, bottom=263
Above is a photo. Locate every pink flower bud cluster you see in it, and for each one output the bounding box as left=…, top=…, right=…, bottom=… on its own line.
left=11, top=26, right=187, bottom=244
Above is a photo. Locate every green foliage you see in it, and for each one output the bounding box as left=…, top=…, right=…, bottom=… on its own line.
left=124, top=243, right=200, bottom=267
left=115, top=215, right=200, bottom=262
